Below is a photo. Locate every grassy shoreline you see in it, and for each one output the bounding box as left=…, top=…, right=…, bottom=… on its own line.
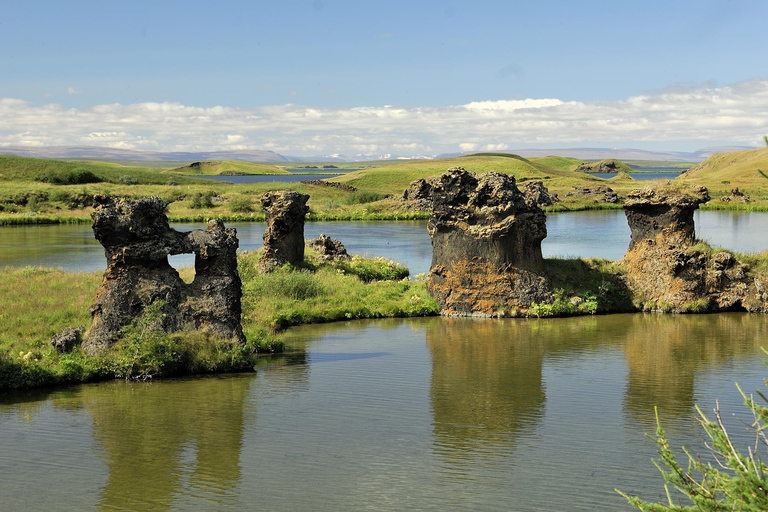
left=3, top=200, right=768, bottom=227
left=0, top=250, right=439, bottom=392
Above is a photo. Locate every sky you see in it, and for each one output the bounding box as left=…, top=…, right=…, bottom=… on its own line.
left=2, top=0, right=768, bottom=157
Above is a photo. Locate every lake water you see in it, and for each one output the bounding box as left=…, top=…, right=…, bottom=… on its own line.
left=190, top=174, right=342, bottom=183
left=591, top=172, right=681, bottom=180
left=1, top=210, right=766, bottom=275
left=2, top=314, right=766, bottom=511
left=2, top=211, right=768, bottom=510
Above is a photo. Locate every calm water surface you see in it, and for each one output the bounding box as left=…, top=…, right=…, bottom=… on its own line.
left=189, top=174, right=342, bottom=183
left=1, top=211, right=767, bottom=274
left=592, top=171, right=681, bottom=180
left=2, top=314, right=766, bottom=511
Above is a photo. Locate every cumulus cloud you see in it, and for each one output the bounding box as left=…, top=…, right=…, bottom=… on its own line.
left=1, top=79, right=767, bottom=156
left=67, top=86, right=82, bottom=95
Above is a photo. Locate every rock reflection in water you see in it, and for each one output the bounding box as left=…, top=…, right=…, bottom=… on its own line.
left=426, top=318, right=546, bottom=461
left=622, top=313, right=768, bottom=429
left=83, top=375, right=251, bottom=511
left=2, top=314, right=768, bottom=511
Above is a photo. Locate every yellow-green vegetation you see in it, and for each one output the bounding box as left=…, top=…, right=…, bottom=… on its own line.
left=0, top=250, right=438, bottom=391
left=529, top=155, right=584, bottom=171
left=332, top=153, right=630, bottom=211
left=4, top=148, right=768, bottom=226
left=529, top=258, right=635, bottom=317
left=678, top=147, right=768, bottom=209
left=573, top=158, right=635, bottom=174
left=619, top=381, right=768, bottom=511
left=170, top=160, right=290, bottom=175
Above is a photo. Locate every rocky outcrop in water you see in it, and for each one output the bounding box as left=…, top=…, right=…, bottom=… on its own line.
left=574, top=160, right=621, bottom=173
left=258, top=191, right=310, bottom=273
left=621, top=185, right=768, bottom=312
left=425, top=168, right=551, bottom=316
left=82, top=196, right=245, bottom=355
left=306, top=234, right=351, bottom=261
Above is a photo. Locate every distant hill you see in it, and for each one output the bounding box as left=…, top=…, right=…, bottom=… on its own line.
left=572, top=159, right=634, bottom=174
left=435, top=147, right=756, bottom=163
left=0, top=146, right=298, bottom=163
left=172, top=160, right=290, bottom=175
left=0, top=144, right=758, bottom=164
left=678, top=147, right=768, bottom=186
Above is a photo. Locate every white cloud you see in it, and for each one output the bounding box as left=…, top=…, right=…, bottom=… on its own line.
left=67, top=86, right=82, bottom=95
left=1, top=79, right=767, bottom=156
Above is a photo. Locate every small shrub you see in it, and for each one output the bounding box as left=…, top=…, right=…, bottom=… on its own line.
left=331, top=255, right=409, bottom=282
left=119, top=175, right=139, bottom=185
left=344, top=191, right=384, bottom=205
left=64, top=169, right=101, bottom=184
left=228, top=196, right=254, bottom=213
left=190, top=191, right=215, bottom=209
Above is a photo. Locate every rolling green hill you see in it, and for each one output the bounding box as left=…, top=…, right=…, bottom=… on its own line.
left=171, top=160, right=290, bottom=176
left=0, top=155, right=186, bottom=184
left=572, top=159, right=634, bottom=174
left=529, top=156, right=584, bottom=171
left=678, top=148, right=768, bottom=186
left=333, top=153, right=609, bottom=197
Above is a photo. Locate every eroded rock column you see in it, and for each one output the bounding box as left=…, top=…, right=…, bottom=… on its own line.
left=258, top=191, right=310, bottom=273
left=424, top=167, right=551, bottom=316
left=83, top=196, right=245, bottom=355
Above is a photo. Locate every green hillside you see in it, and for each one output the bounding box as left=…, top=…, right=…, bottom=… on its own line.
left=0, top=155, right=190, bottom=184
left=529, top=156, right=584, bottom=171
left=333, top=153, right=608, bottom=197
left=678, top=148, right=768, bottom=186
left=572, top=159, right=634, bottom=174
left=172, top=160, right=290, bottom=176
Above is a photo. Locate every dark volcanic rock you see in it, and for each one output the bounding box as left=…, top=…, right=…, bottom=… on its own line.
left=425, top=168, right=551, bottom=315
left=521, top=180, right=558, bottom=206
left=721, top=187, right=750, bottom=203
left=575, top=160, right=621, bottom=173
left=307, top=234, right=351, bottom=261
left=82, top=196, right=245, bottom=355
left=258, top=191, right=310, bottom=273
left=400, top=176, right=439, bottom=211
left=300, top=180, right=357, bottom=192
left=621, top=184, right=768, bottom=312
left=51, top=327, right=84, bottom=353
left=623, top=185, right=709, bottom=250
left=566, top=186, right=620, bottom=203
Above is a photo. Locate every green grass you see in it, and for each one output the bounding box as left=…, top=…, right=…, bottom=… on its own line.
left=0, top=250, right=439, bottom=391
left=573, top=158, right=635, bottom=174
left=170, top=160, right=290, bottom=176
left=529, top=155, right=584, bottom=171
left=4, top=150, right=768, bottom=226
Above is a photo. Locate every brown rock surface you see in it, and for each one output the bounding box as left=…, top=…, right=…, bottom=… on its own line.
left=621, top=184, right=768, bottom=312
left=82, top=196, right=245, bottom=355
left=425, top=168, right=551, bottom=315
left=306, top=234, right=351, bottom=261
left=258, top=191, right=310, bottom=272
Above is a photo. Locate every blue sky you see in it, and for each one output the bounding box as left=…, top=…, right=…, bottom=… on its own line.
left=2, top=0, right=768, bottom=156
